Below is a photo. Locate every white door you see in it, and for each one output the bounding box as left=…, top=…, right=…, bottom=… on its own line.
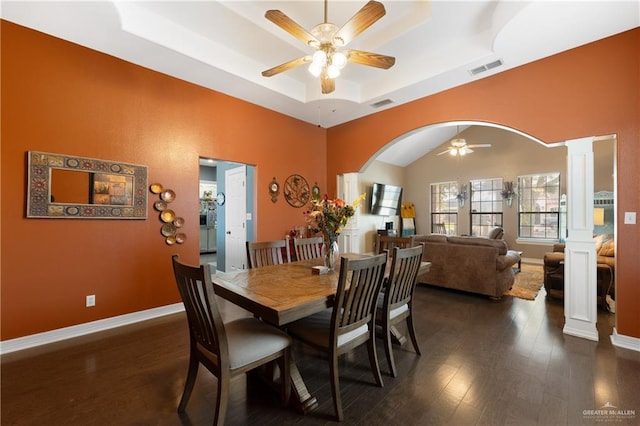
left=225, top=165, right=247, bottom=271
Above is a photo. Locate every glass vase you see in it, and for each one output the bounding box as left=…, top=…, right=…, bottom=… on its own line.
left=322, top=238, right=339, bottom=271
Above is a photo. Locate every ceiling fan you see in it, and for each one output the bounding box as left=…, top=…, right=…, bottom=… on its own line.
left=261, top=0, right=396, bottom=94
left=437, top=128, right=492, bottom=156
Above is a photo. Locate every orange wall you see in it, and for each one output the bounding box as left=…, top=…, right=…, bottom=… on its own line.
left=327, top=29, right=640, bottom=339
left=2, top=21, right=638, bottom=342
left=0, top=21, right=326, bottom=340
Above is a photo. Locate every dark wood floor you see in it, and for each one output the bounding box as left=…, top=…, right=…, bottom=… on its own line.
left=3, top=273, right=639, bottom=425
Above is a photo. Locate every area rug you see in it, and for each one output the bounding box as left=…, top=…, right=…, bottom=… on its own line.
left=504, top=264, right=544, bottom=300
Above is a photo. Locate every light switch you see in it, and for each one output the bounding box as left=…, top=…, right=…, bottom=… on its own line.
left=624, top=212, right=636, bottom=225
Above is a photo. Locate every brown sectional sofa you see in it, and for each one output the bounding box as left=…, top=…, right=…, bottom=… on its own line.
left=411, top=234, right=521, bottom=298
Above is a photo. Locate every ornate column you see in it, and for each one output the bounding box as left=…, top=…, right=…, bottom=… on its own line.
left=563, top=137, right=598, bottom=341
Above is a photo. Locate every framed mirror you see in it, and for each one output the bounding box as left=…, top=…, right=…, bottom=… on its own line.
left=27, top=151, right=148, bottom=219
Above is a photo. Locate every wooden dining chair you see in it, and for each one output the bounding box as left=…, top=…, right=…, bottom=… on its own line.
left=286, top=253, right=388, bottom=421
left=293, top=236, right=323, bottom=260
left=375, top=235, right=413, bottom=255
left=375, top=245, right=424, bottom=377
left=246, top=239, right=291, bottom=268
left=171, top=255, right=291, bottom=425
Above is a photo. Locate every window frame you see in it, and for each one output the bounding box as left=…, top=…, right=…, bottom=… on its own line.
left=469, top=178, right=504, bottom=237
left=430, top=181, right=459, bottom=235
left=517, top=172, right=561, bottom=241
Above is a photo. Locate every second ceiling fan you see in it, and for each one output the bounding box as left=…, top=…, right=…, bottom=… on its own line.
left=437, top=127, right=492, bottom=156
left=261, top=0, right=396, bottom=94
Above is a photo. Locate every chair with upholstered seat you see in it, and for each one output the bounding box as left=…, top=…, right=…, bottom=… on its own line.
left=293, top=236, right=323, bottom=260
left=375, top=235, right=412, bottom=255
left=171, top=255, right=291, bottom=425
left=246, top=239, right=291, bottom=268
left=375, top=245, right=424, bottom=377
left=286, top=253, right=388, bottom=421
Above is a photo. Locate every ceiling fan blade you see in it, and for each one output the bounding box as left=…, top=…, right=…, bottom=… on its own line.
left=334, top=1, right=386, bottom=46
left=345, top=49, right=395, bottom=69
left=321, top=72, right=335, bottom=94
left=467, top=144, right=492, bottom=148
left=262, top=56, right=311, bottom=77
left=437, top=149, right=452, bottom=156
left=265, top=10, right=319, bottom=47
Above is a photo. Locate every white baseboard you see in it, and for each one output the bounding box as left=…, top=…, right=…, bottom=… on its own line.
left=0, top=303, right=185, bottom=355
left=610, top=328, right=640, bottom=352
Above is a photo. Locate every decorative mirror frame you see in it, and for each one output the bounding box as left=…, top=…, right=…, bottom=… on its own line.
left=27, top=151, right=148, bottom=219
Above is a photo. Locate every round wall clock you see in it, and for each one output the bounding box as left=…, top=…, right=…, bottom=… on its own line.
left=215, top=192, right=225, bottom=206
left=284, top=174, right=310, bottom=208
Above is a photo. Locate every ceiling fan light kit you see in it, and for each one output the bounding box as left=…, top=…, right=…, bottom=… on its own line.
left=262, top=0, right=395, bottom=94
left=438, top=128, right=491, bottom=157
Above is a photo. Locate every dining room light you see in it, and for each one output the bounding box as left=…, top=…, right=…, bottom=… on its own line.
left=327, top=64, right=340, bottom=79
left=308, top=46, right=348, bottom=80
left=332, top=51, right=347, bottom=68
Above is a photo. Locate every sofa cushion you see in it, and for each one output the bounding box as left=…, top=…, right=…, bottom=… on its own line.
left=447, top=236, right=508, bottom=255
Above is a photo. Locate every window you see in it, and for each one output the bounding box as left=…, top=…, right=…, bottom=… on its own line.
left=470, top=178, right=503, bottom=236
left=430, top=181, right=459, bottom=235
left=517, top=173, right=561, bottom=239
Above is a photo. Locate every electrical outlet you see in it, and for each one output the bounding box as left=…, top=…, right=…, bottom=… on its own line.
left=86, top=294, right=96, bottom=307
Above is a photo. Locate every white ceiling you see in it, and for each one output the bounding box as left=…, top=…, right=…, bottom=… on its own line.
left=2, top=1, right=638, bottom=166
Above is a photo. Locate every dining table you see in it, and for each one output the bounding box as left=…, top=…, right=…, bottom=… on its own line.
left=211, top=253, right=431, bottom=414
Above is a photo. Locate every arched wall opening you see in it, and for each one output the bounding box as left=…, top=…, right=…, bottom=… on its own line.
left=346, top=121, right=617, bottom=339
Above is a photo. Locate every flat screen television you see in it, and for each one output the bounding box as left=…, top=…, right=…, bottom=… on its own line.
left=370, top=182, right=402, bottom=216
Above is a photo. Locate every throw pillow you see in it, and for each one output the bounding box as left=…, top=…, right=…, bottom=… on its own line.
left=598, top=240, right=615, bottom=257
left=594, top=234, right=605, bottom=253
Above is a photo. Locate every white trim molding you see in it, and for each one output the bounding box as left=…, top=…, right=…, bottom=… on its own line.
left=611, top=328, right=640, bottom=352
left=0, top=303, right=184, bottom=355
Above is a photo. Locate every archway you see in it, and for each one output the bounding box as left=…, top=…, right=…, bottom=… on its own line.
left=348, top=121, right=615, bottom=340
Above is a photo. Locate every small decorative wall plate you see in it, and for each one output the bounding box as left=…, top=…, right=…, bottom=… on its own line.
left=160, top=189, right=176, bottom=202
left=175, top=233, right=187, bottom=244
left=215, top=192, right=225, bottom=206
left=150, top=183, right=163, bottom=194
left=284, top=174, right=310, bottom=208
left=173, top=217, right=185, bottom=228
left=161, top=223, right=177, bottom=237
left=165, top=236, right=176, bottom=245
left=154, top=200, right=168, bottom=211
left=160, top=209, right=176, bottom=223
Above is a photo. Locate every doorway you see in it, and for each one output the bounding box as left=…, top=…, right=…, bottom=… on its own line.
left=198, top=157, right=255, bottom=272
